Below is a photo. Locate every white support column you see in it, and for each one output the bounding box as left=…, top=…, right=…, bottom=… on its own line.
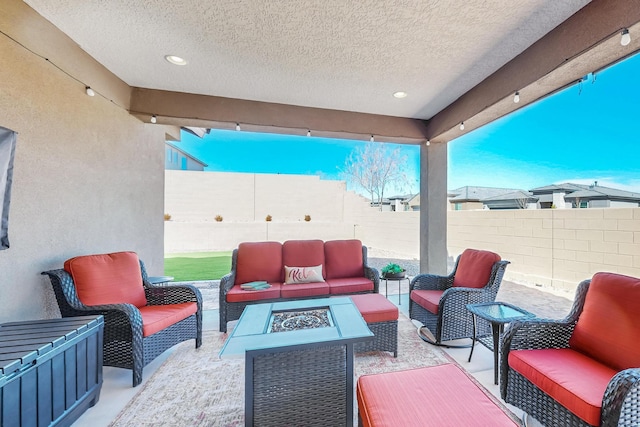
left=419, top=142, right=448, bottom=274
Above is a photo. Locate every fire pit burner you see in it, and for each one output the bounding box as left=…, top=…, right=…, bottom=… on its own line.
left=268, top=308, right=332, bottom=333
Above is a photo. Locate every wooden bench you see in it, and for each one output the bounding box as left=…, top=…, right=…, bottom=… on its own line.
left=357, top=363, right=518, bottom=426
left=349, top=293, right=398, bottom=357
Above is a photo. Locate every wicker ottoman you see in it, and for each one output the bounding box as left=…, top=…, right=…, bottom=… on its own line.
left=357, top=364, right=519, bottom=426
left=349, top=293, right=398, bottom=357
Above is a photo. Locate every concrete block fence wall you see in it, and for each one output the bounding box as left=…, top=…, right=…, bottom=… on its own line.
left=164, top=171, right=639, bottom=295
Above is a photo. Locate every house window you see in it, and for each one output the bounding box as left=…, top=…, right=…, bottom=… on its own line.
left=579, top=201, right=588, bottom=208
left=173, top=152, right=178, bottom=164
left=181, top=157, right=187, bottom=170
left=454, top=203, right=462, bottom=211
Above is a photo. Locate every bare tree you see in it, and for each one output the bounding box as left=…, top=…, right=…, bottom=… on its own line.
left=342, top=143, right=410, bottom=208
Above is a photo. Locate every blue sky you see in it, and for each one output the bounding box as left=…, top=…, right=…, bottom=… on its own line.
left=176, top=51, right=640, bottom=195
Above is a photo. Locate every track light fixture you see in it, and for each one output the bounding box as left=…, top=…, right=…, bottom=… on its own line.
left=459, top=122, right=465, bottom=131
left=307, top=130, right=311, bottom=137
left=621, top=29, right=631, bottom=46
left=425, top=140, right=430, bottom=146
left=514, top=91, right=520, bottom=103
left=150, top=115, right=157, bottom=124
left=85, top=86, right=95, bottom=96
left=370, top=135, right=374, bottom=143
left=236, top=123, right=241, bottom=131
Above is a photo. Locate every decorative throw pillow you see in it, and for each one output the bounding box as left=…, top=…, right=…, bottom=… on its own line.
left=284, top=265, right=325, bottom=284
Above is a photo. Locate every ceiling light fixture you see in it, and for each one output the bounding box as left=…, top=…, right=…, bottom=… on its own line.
left=393, top=91, right=408, bottom=99
left=513, top=91, right=520, bottom=103
left=85, top=86, right=95, bottom=96
left=150, top=115, right=157, bottom=124
left=164, top=55, right=188, bottom=65
left=459, top=122, right=465, bottom=131
left=425, top=140, right=430, bottom=146
left=307, top=130, right=311, bottom=137
left=370, top=135, right=374, bottom=143
left=235, top=123, right=241, bottom=131
left=621, top=29, right=631, bottom=46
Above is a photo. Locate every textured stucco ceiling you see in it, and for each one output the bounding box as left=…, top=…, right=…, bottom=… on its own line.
left=25, top=0, right=590, bottom=120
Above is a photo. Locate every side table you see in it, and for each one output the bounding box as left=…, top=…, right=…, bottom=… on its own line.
left=466, top=302, right=535, bottom=385
left=380, top=275, right=409, bottom=304
left=148, top=275, right=174, bottom=286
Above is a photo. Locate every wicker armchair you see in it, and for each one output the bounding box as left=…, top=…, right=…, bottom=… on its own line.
left=501, top=273, right=640, bottom=427
left=409, top=249, right=509, bottom=346
left=43, top=252, right=202, bottom=387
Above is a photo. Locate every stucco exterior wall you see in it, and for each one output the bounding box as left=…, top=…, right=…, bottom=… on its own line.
left=0, top=33, right=165, bottom=322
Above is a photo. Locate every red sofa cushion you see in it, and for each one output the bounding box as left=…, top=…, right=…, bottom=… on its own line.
left=326, top=277, right=373, bottom=294
left=235, top=241, right=283, bottom=285
left=357, top=364, right=517, bottom=427
left=324, top=239, right=364, bottom=279
left=226, top=283, right=282, bottom=303
left=509, top=348, right=616, bottom=426
left=349, top=294, right=398, bottom=323
left=569, top=272, right=640, bottom=371
left=138, top=302, right=198, bottom=337
left=410, top=290, right=443, bottom=314
left=64, top=251, right=147, bottom=308
left=280, top=282, right=329, bottom=298
left=453, top=249, right=500, bottom=288
left=282, top=239, right=326, bottom=278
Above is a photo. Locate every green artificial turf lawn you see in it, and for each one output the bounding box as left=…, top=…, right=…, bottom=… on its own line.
left=164, top=251, right=232, bottom=281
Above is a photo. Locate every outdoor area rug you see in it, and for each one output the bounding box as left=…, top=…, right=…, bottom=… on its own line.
left=109, top=313, right=514, bottom=426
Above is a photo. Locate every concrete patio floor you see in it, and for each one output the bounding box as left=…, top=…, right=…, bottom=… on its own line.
left=70, top=279, right=574, bottom=426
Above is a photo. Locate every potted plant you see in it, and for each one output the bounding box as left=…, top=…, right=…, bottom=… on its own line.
left=381, top=263, right=405, bottom=279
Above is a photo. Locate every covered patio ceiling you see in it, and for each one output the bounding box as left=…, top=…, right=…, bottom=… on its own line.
left=20, top=0, right=640, bottom=144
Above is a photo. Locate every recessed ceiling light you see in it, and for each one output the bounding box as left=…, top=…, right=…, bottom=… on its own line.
left=393, top=91, right=408, bottom=99
left=165, top=55, right=188, bottom=66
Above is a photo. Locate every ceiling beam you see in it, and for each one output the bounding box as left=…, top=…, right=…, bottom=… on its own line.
left=425, top=0, right=640, bottom=142
left=129, top=88, right=428, bottom=144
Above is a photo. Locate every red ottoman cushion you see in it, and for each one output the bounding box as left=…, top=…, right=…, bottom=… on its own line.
left=349, top=294, right=398, bottom=323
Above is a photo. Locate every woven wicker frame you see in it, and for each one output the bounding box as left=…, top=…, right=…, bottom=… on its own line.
left=219, top=245, right=380, bottom=332
left=408, top=256, right=509, bottom=345
left=501, top=279, right=640, bottom=427
left=42, top=260, right=203, bottom=387
left=355, top=320, right=398, bottom=357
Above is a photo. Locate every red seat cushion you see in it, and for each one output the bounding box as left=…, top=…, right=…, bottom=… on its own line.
left=235, top=242, right=283, bottom=285
left=509, top=348, right=616, bottom=426
left=324, top=239, right=364, bottom=279
left=569, top=272, right=640, bottom=371
left=282, top=239, right=326, bottom=278
left=226, top=283, right=282, bottom=303
left=325, top=277, right=373, bottom=294
left=410, top=289, right=443, bottom=314
left=357, top=364, right=517, bottom=427
left=349, top=294, right=398, bottom=323
left=452, top=249, right=501, bottom=288
left=280, top=282, right=329, bottom=298
left=64, top=251, right=147, bottom=308
left=138, top=302, right=198, bottom=337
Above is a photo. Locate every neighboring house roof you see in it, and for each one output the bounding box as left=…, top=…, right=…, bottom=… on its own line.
left=448, top=186, right=523, bottom=202
left=482, top=190, right=538, bottom=209
left=530, top=182, right=640, bottom=203
left=165, top=142, right=209, bottom=167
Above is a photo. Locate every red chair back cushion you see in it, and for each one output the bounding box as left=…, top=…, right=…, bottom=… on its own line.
left=64, top=251, right=147, bottom=308
left=569, top=272, right=640, bottom=371
left=324, top=239, right=364, bottom=279
left=282, top=239, right=326, bottom=278
left=235, top=241, right=283, bottom=285
left=453, top=249, right=501, bottom=288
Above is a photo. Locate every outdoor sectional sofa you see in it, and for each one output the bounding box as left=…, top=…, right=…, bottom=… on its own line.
left=219, top=239, right=379, bottom=332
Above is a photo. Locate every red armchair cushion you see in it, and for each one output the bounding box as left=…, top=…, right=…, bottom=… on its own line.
left=324, top=239, right=364, bottom=279
left=235, top=241, right=283, bottom=285
left=226, top=283, right=282, bottom=302
left=569, top=272, right=640, bottom=371
left=64, top=251, right=147, bottom=308
left=453, top=249, right=501, bottom=288
left=326, top=277, right=374, bottom=294
left=357, top=364, right=518, bottom=427
left=509, top=348, right=616, bottom=426
left=410, top=290, right=443, bottom=314
left=282, top=239, right=326, bottom=278
left=138, top=302, right=198, bottom=337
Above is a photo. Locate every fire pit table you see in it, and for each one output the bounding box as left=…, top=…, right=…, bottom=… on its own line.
left=219, top=297, right=373, bottom=427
